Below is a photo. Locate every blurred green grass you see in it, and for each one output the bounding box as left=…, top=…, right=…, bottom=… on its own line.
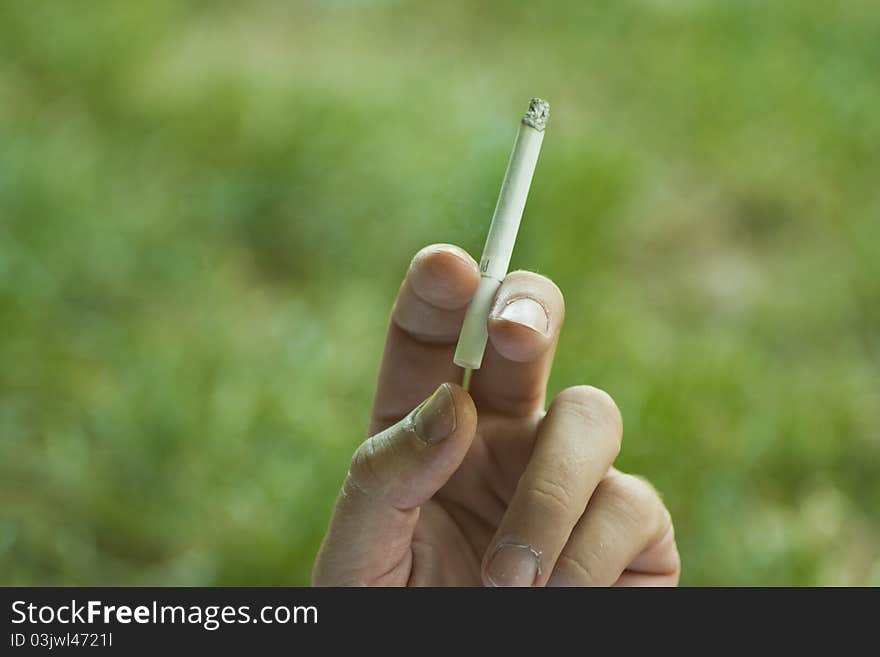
left=1, top=0, right=878, bottom=585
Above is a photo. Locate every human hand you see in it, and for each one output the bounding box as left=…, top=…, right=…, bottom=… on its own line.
left=312, top=244, right=680, bottom=586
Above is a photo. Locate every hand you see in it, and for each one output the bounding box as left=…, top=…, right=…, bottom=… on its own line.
left=312, top=244, right=680, bottom=586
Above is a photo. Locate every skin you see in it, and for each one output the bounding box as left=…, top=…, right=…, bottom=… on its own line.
left=312, top=244, right=680, bottom=586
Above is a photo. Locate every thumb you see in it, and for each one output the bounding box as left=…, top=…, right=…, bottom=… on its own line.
left=312, top=383, right=477, bottom=586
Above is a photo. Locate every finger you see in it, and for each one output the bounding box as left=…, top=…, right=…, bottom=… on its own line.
left=469, top=271, right=564, bottom=417
left=613, top=571, right=679, bottom=586
left=547, top=472, right=680, bottom=587
left=614, top=520, right=680, bottom=585
left=481, top=386, right=622, bottom=587
left=370, top=244, right=479, bottom=433
left=313, top=383, right=477, bottom=586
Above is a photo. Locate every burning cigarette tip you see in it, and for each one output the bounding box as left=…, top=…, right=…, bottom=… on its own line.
left=522, top=97, right=550, bottom=131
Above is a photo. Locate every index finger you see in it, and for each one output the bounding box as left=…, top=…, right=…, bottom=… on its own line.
left=369, top=244, right=479, bottom=434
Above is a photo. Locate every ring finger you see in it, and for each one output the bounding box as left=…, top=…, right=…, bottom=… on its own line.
left=546, top=470, right=680, bottom=587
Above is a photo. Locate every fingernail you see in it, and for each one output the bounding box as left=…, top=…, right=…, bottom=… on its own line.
left=493, top=297, right=549, bottom=334
left=412, top=384, right=456, bottom=444
left=486, top=543, right=540, bottom=587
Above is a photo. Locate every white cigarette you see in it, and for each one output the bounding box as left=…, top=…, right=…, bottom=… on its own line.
left=454, top=97, right=550, bottom=371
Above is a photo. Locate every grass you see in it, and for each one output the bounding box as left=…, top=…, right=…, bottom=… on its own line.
left=1, top=0, right=878, bottom=585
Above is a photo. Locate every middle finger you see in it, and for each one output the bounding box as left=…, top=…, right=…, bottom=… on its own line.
left=469, top=270, right=565, bottom=417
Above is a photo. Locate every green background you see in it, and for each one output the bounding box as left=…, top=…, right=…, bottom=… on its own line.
left=1, top=1, right=878, bottom=586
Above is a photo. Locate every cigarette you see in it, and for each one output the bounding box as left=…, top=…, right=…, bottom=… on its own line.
left=454, top=97, right=550, bottom=370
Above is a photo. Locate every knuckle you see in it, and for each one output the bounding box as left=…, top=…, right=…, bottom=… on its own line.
left=525, top=475, right=574, bottom=518
left=552, top=385, right=623, bottom=452
left=481, top=388, right=546, bottom=418
left=599, top=473, right=663, bottom=531
left=555, top=551, right=605, bottom=587
left=347, top=436, right=385, bottom=497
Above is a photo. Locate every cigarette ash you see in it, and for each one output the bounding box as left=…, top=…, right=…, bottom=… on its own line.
left=522, top=98, right=550, bottom=131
